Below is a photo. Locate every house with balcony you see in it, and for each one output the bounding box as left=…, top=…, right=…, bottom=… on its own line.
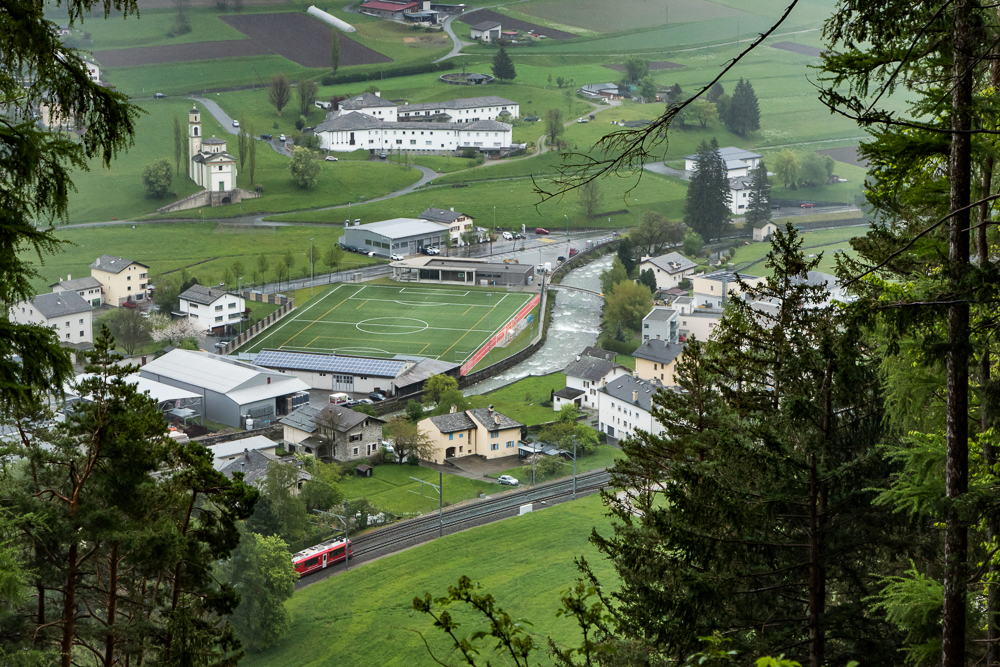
left=89, top=254, right=149, bottom=306
left=177, top=284, right=245, bottom=334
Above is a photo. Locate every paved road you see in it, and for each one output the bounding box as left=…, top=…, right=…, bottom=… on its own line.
left=436, top=11, right=477, bottom=62
left=190, top=96, right=288, bottom=155
left=644, top=162, right=688, bottom=180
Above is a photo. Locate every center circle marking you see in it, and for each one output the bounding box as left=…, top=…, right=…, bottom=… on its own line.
left=356, top=317, right=429, bottom=335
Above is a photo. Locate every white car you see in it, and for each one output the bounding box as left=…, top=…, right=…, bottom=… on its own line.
left=498, top=475, right=519, bottom=486
left=390, top=253, right=403, bottom=261
left=232, top=119, right=239, bottom=127
left=279, top=134, right=286, bottom=142
left=325, top=156, right=339, bottom=162
left=426, top=247, right=441, bottom=255
left=502, top=231, right=513, bottom=240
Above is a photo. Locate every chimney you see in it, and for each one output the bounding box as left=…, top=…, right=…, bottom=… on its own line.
left=488, top=404, right=494, bottom=413
left=67, top=274, right=71, bottom=281
left=601, top=378, right=606, bottom=387
left=494, top=414, right=501, bottom=425
left=450, top=207, right=454, bottom=211
left=449, top=404, right=457, bottom=414
left=632, top=390, right=638, bottom=402
left=576, top=354, right=581, bottom=361
left=95, top=257, right=101, bottom=266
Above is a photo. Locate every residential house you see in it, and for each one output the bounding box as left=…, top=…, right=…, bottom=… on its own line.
left=691, top=270, right=763, bottom=310
left=684, top=146, right=762, bottom=178
left=469, top=20, right=501, bottom=41
left=419, top=207, right=475, bottom=244
left=580, top=346, right=616, bottom=362
left=639, top=252, right=697, bottom=290
left=677, top=309, right=722, bottom=342
left=398, top=96, right=519, bottom=123
left=359, top=0, right=422, bottom=20
left=177, top=284, right=245, bottom=334
left=753, top=220, right=780, bottom=242
left=633, top=339, right=683, bottom=386
left=9, top=291, right=94, bottom=346
left=49, top=275, right=104, bottom=307
left=598, top=375, right=666, bottom=443
left=559, top=354, right=630, bottom=412
left=641, top=306, right=679, bottom=343
left=418, top=406, right=522, bottom=464
left=207, top=435, right=279, bottom=470
left=218, top=448, right=311, bottom=491
left=89, top=254, right=149, bottom=306
left=279, top=404, right=384, bottom=461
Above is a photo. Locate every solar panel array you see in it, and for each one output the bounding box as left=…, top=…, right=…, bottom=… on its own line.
left=254, top=349, right=407, bottom=378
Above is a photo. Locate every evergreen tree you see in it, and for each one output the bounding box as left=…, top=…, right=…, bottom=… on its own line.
left=491, top=45, right=516, bottom=83
left=173, top=113, right=183, bottom=175
left=744, top=161, right=771, bottom=227
left=684, top=138, right=731, bottom=241
left=724, top=77, right=760, bottom=136
left=586, top=227, right=914, bottom=666
left=616, top=236, right=636, bottom=275
left=330, top=31, right=340, bottom=75
left=638, top=267, right=657, bottom=293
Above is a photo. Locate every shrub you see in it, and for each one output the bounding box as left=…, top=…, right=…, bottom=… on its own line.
left=406, top=454, right=419, bottom=465
left=461, top=147, right=478, bottom=159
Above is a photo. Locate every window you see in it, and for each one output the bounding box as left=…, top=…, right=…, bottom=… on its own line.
left=140, top=272, right=147, bottom=279
left=79, top=318, right=83, bottom=324
left=410, top=140, right=416, bottom=145
left=65, top=320, right=70, bottom=327
left=229, top=302, right=237, bottom=309
left=459, top=433, right=463, bottom=438
left=350, top=433, right=362, bottom=442
left=353, top=447, right=359, bottom=455
left=127, top=286, right=131, bottom=291
left=190, top=303, right=198, bottom=309
left=79, top=331, right=84, bottom=337
left=449, top=433, right=453, bottom=440
left=396, top=139, right=402, bottom=144
left=215, top=316, right=222, bottom=322
left=490, top=443, right=498, bottom=451
left=127, top=275, right=131, bottom=281
left=490, top=430, right=499, bottom=438
left=506, top=441, right=514, bottom=448
left=215, top=305, right=223, bottom=311
left=65, top=333, right=69, bottom=340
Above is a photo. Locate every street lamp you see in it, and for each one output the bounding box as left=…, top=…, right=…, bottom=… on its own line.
left=310, top=237, right=314, bottom=297
left=565, top=214, right=569, bottom=237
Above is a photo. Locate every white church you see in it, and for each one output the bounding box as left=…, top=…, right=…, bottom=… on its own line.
left=187, top=105, right=237, bottom=191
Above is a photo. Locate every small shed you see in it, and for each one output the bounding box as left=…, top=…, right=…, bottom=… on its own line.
left=356, top=464, right=374, bottom=477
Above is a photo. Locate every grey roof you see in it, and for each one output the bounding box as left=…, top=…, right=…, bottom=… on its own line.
left=563, top=355, right=621, bottom=382
left=424, top=258, right=533, bottom=275
left=579, top=83, right=619, bottom=94
left=341, top=92, right=397, bottom=109
left=633, top=339, right=683, bottom=365
left=402, top=96, right=517, bottom=113
left=90, top=254, right=147, bottom=274
left=279, top=405, right=322, bottom=434
left=315, top=111, right=384, bottom=132
left=191, top=151, right=235, bottom=164
left=644, top=307, right=677, bottom=322
left=463, top=119, right=512, bottom=132
left=753, top=219, right=779, bottom=229
left=672, top=296, right=694, bottom=306
left=49, top=276, right=103, bottom=291
left=392, top=358, right=461, bottom=389
left=600, top=375, right=665, bottom=413
left=208, top=435, right=279, bottom=468
left=219, top=448, right=311, bottom=487
left=699, top=269, right=760, bottom=283
left=468, top=407, right=522, bottom=430
left=344, top=218, right=449, bottom=240
left=554, top=386, right=585, bottom=399
left=686, top=146, right=762, bottom=162
left=140, top=349, right=304, bottom=395
left=202, top=136, right=226, bottom=145
left=419, top=207, right=465, bottom=224
left=643, top=252, right=696, bottom=275
left=254, top=349, right=408, bottom=378
left=728, top=177, right=752, bottom=190
left=31, top=291, right=92, bottom=319
left=470, top=20, right=501, bottom=31
left=315, top=404, right=383, bottom=433
left=428, top=411, right=476, bottom=433
left=581, top=346, right=616, bottom=362
left=179, top=284, right=234, bottom=306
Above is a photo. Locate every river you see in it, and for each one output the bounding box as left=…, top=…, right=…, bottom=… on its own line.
left=466, top=255, right=611, bottom=395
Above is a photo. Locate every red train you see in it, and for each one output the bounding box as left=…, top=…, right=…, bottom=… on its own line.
left=292, top=539, right=352, bottom=576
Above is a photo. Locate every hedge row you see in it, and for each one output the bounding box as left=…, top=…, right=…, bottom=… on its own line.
left=320, top=60, right=455, bottom=86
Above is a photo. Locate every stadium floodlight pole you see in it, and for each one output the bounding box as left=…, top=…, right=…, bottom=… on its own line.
left=410, top=474, right=443, bottom=537
left=488, top=292, right=492, bottom=360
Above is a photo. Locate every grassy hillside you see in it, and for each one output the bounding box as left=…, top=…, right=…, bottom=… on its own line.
left=241, top=493, right=618, bottom=667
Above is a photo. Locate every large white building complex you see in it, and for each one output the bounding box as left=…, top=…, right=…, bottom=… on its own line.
left=315, top=92, right=517, bottom=155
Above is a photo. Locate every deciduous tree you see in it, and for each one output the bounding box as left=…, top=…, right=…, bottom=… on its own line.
left=578, top=179, right=603, bottom=217
left=545, top=108, right=563, bottom=146
left=330, top=31, right=340, bottom=74
left=289, top=146, right=320, bottom=189
left=773, top=149, right=799, bottom=189
left=690, top=98, right=718, bottom=127
left=227, top=531, right=296, bottom=652
left=599, top=256, right=628, bottom=295
left=108, top=306, right=151, bottom=355
left=604, top=280, right=652, bottom=332
left=625, top=56, right=650, bottom=84
left=324, top=245, right=344, bottom=275
left=142, top=158, right=173, bottom=198
left=423, top=373, right=458, bottom=404
left=386, top=416, right=435, bottom=462
left=298, top=79, right=318, bottom=118
left=268, top=74, right=292, bottom=116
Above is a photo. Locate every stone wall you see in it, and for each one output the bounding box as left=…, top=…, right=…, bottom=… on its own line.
left=156, top=187, right=261, bottom=214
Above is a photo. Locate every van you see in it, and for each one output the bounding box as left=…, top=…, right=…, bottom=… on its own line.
left=329, top=392, right=350, bottom=405
left=315, top=101, right=333, bottom=110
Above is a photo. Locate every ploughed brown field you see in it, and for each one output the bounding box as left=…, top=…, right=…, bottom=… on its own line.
left=94, top=12, right=391, bottom=68
left=457, top=9, right=576, bottom=40
left=816, top=146, right=869, bottom=168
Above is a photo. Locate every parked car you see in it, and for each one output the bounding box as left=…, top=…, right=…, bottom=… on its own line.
left=535, top=228, right=550, bottom=235
left=232, top=119, right=239, bottom=127
left=422, top=247, right=441, bottom=255
left=577, top=118, right=588, bottom=123
left=378, top=152, right=387, bottom=159
left=357, top=398, right=374, bottom=405
left=368, top=391, right=386, bottom=402
left=498, top=475, right=519, bottom=486
left=524, top=115, right=539, bottom=122
left=214, top=342, right=228, bottom=350
left=325, top=156, right=339, bottom=161
left=279, top=134, right=286, bottom=142
left=502, top=231, right=514, bottom=240
left=800, top=203, right=815, bottom=208
left=771, top=204, right=781, bottom=209
left=513, top=232, right=522, bottom=239
left=557, top=255, right=566, bottom=262
left=390, top=253, right=403, bottom=261
left=154, top=93, right=166, bottom=99
left=261, top=133, right=272, bottom=140
left=343, top=400, right=360, bottom=408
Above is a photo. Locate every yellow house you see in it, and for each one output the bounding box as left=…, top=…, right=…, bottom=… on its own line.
left=632, top=339, right=684, bottom=386
left=89, top=255, right=150, bottom=306
left=418, top=406, right=523, bottom=464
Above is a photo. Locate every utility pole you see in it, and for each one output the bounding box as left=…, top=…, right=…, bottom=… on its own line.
left=310, top=237, right=314, bottom=297
left=410, top=473, right=443, bottom=537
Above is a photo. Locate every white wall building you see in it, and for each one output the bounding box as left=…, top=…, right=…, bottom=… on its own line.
left=639, top=252, right=697, bottom=290
left=188, top=106, right=237, bottom=191
left=397, top=95, right=519, bottom=123
left=685, top=146, right=762, bottom=177
left=49, top=275, right=104, bottom=307
left=177, top=284, right=245, bottom=333
left=598, top=375, right=666, bottom=443
left=10, top=291, right=94, bottom=346
left=561, top=354, right=630, bottom=411
left=315, top=113, right=512, bottom=154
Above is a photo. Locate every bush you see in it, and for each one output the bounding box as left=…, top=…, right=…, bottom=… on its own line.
left=600, top=338, right=640, bottom=355
left=461, top=147, right=478, bottom=159
left=406, top=454, right=419, bottom=465
left=540, top=400, right=553, bottom=408
left=142, top=158, right=173, bottom=198
left=294, top=115, right=306, bottom=130
left=320, top=60, right=455, bottom=87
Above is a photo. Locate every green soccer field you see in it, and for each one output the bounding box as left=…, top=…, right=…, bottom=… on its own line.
left=239, top=283, right=535, bottom=364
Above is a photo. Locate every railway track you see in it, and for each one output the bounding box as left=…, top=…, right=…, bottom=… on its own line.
left=295, top=470, right=610, bottom=589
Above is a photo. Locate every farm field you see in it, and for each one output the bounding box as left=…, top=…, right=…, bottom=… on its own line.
left=518, top=0, right=746, bottom=33
left=457, top=9, right=577, bottom=40
left=241, top=494, right=618, bottom=667
left=730, top=225, right=864, bottom=275
left=28, top=223, right=377, bottom=294
left=238, top=283, right=536, bottom=364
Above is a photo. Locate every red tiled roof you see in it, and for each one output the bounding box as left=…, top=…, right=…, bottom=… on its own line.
left=361, top=0, right=418, bottom=10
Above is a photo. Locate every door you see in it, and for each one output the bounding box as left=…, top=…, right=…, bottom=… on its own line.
left=322, top=553, right=328, bottom=569
left=332, top=374, right=354, bottom=392
left=218, top=181, right=224, bottom=191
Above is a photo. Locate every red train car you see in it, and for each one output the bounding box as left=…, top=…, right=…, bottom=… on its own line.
left=292, top=539, right=352, bottom=577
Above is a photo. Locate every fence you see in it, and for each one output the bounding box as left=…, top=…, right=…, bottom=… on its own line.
left=220, top=291, right=295, bottom=355
left=460, top=293, right=541, bottom=375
